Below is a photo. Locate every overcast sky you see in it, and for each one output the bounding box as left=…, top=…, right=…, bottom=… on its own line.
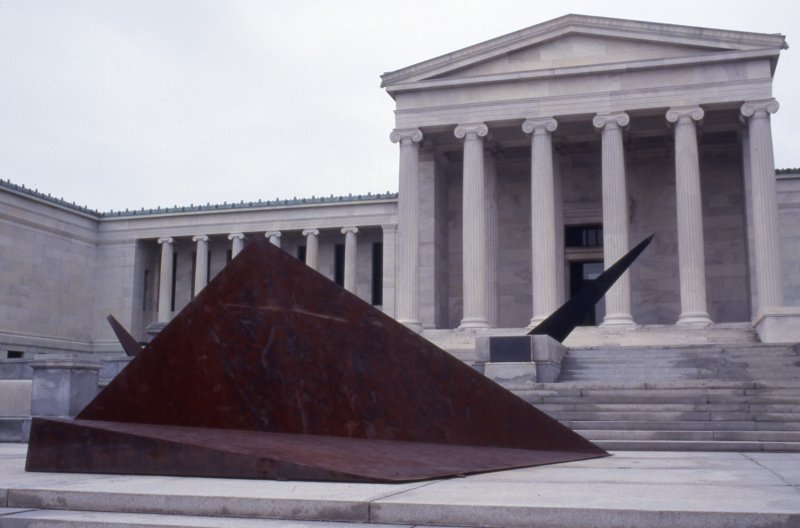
left=1, top=0, right=798, bottom=212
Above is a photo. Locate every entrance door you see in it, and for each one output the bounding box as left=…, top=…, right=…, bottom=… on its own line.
left=569, top=261, right=605, bottom=326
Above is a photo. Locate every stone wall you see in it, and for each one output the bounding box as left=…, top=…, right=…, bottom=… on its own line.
left=0, top=191, right=98, bottom=355
left=778, top=172, right=800, bottom=306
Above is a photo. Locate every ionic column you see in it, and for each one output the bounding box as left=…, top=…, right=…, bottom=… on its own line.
left=455, top=122, right=490, bottom=329
left=156, top=237, right=174, bottom=322
left=265, top=230, right=281, bottom=248
left=593, top=112, right=635, bottom=327
left=302, top=229, right=320, bottom=270
left=741, top=99, right=783, bottom=315
left=192, top=235, right=209, bottom=297
left=341, top=227, right=358, bottom=292
left=667, top=106, right=712, bottom=326
left=523, top=117, right=559, bottom=326
left=390, top=128, right=423, bottom=331
left=227, top=233, right=245, bottom=258
left=485, top=152, right=499, bottom=327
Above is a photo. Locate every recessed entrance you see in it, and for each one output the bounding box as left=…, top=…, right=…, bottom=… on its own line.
left=569, top=260, right=605, bottom=326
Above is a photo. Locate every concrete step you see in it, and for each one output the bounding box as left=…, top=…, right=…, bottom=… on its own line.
left=593, top=439, right=800, bottom=452
left=543, top=410, right=800, bottom=422
left=536, top=402, right=765, bottom=412
left=0, top=509, right=392, bottom=527
left=564, top=420, right=800, bottom=431
left=578, top=429, right=800, bottom=442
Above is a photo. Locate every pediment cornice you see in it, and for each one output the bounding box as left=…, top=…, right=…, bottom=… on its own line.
left=381, top=14, right=787, bottom=91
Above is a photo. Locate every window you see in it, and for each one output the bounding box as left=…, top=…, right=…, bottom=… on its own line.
left=171, top=252, right=178, bottom=311
left=371, top=242, right=383, bottom=305
left=334, top=244, right=345, bottom=286
left=565, top=224, right=603, bottom=248
left=142, top=269, right=150, bottom=311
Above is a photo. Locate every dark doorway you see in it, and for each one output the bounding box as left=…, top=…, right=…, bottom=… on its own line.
left=569, top=260, right=604, bottom=326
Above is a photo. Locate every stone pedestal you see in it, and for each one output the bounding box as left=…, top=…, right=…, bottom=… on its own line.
left=754, top=309, right=800, bottom=344
left=475, top=335, right=567, bottom=389
left=26, top=353, right=102, bottom=440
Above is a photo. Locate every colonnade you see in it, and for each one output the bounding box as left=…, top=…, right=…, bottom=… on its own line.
left=154, top=225, right=368, bottom=323
left=391, top=98, right=785, bottom=330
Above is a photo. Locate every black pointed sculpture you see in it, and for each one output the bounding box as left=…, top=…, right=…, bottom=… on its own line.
left=530, top=234, right=654, bottom=342
left=26, top=237, right=607, bottom=483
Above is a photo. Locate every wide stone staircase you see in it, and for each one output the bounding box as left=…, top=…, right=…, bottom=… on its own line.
left=516, top=343, right=800, bottom=451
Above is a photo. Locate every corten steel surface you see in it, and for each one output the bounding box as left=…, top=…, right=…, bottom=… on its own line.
left=530, top=234, right=654, bottom=342
left=106, top=314, right=142, bottom=357
left=27, top=418, right=599, bottom=482
left=26, top=238, right=607, bottom=482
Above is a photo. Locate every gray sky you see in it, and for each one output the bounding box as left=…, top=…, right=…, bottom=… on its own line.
left=1, top=0, right=798, bottom=212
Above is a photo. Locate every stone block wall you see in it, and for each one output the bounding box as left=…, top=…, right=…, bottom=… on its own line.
left=778, top=173, right=800, bottom=307
left=0, top=192, right=98, bottom=356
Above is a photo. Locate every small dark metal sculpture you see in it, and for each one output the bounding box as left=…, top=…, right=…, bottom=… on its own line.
left=26, top=238, right=608, bottom=482
left=106, top=314, right=142, bottom=357
left=530, top=234, right=654, bottom=342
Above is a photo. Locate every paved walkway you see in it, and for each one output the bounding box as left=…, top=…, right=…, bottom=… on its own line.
left=1, top=443, right=799, bottom=527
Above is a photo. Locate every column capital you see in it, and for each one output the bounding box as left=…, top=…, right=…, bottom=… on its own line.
left=741, top=99, right=780, bottom=120
left=302, top=228, right=319, bottom=237
left=454, top=122, right=489, bottom=141
left=192, top=234, right=209, bottom=243
left=227, top=233, right=245, bottom=241
left=157, top=237, right=174, bottom=245
left=593, top=112, right=630, bottom=130
left=264, top=231, right=281, bottom=239
left=341, top=226, right=359, bottom=235
left=390, top=128, right=423, bottom=144
left=666, top=106, right=704, bottom=124
left=522, top=117, right=558, bottom=135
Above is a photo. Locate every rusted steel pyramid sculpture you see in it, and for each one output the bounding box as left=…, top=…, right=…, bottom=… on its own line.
left=26, top=238, right=607, bottom=482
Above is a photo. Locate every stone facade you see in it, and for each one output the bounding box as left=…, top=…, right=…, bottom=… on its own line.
left=2, top=15, right=800, bottom=357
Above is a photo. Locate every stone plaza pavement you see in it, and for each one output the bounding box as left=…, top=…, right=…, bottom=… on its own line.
left=1, top=443, right=800, bottom=527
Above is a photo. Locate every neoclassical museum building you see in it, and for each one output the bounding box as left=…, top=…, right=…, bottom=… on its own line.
left=2, top=15, right=800, bottom=359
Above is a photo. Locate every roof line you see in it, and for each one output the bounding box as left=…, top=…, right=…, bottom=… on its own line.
left=0, top=179, right=398, bottom=218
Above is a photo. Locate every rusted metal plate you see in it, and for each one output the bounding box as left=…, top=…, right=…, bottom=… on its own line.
left=27, top=418, right=601, bottom=482
left=27, top=238, right=607, bottom=482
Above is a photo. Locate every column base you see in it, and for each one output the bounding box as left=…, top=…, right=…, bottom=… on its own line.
left=753, top=308, right=800, bottom=344
left=397, top=320, right=423, bottom=334
left=677, top=312, right=712, bottom=327
left=145, top=322, right=168, bottom=342
left=600, top=314, right=636, bottom=328
left=458, top=318, right=490, bottom=330
left=528, top=316, right=546, bottom=329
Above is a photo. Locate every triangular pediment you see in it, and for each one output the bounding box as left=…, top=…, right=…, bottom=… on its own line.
left=432, top=34, right=723, bottom=80
left=381, top=14, right=786, bottom=90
